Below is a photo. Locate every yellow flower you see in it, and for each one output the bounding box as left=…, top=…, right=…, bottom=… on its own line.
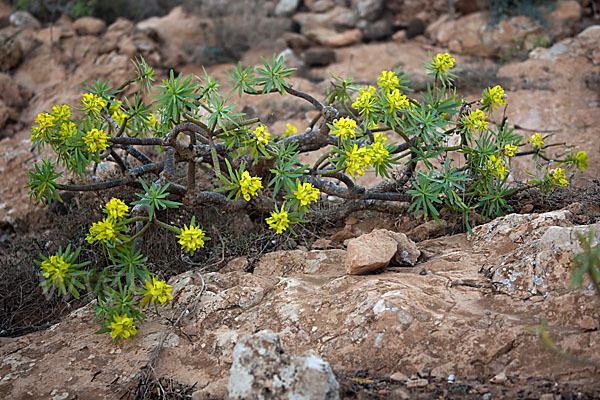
left=377, top=70, right=399, bottom=92
left=51, top=105, right=71, bottom=122
left=293, top=182, right=320, bottom=207
left=386, top=89, right=409, bottom=113
left=369, top=140, right=389, bottom=166
left=331, top=117, right=357, bottom=139
left=105, top=198, right=129, bottom=220
left=59, top=121, right=76, bottom=140
left=141, top=276, right=173, bottom=307
left=483, top=85, right=506, bottom=109
left=345, top=144, right=370, bottom=178
left=530, top=133, right=544, bottom=149
left=177, top=224, right=206, bottom=255
left=574, top=151, right=588, bottom=172
left=488, top=154, right=509, bottom=179
left=147, top=113, right=160, bottom=130
left=40, top=254, right=71, bottom=284
left=462, top=109, right=488, bottom=133
left=352, top=86, right=376, bottom=117
left=109, top=313, right=137, bottom=341
left=504, top=144, right=517, bottom=157
left=111, top=109, right=128, bottom=127
left=86, top=218, right=117, bottom=244
left=548, top=168, right=568, bottom=187
left=83, top=128, right=109, bottom=153
left=284, top=123, right=298, bottom=137
left=82, top=93, right=107, bottom=115
left=266, top=207, right=290, bottom=234
left=238, top=171, right=262, bottom=201
left=31, top=112, right=56, bottom=142
left=432, top=52, right=456, bottom=75
left=253, top=124, right=270, bottom=146
left=373, top=132, right=388, bottom=144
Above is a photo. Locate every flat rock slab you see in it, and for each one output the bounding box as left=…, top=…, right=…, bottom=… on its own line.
left=1, top=207, right=599, bottom=399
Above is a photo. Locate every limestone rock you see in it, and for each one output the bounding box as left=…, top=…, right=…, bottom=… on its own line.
left=0, top=72, right=24, bottom=108
left=0, top=28, right=23, bottom=71
left=305, top=0, right=335, bottom=13
left=408, top=219, right=448, bottom=241
left=361, top=19, right=393, bottom=41
left=547, top=0, right=582, bottom=23
left=274, top=0, right=300, bottom=17
left=351, top=0, right=384, bottom=21
left=254, top=249, right=346, bottom=276
left=306, top=28, right=362, bottom=47
left=426, top=12, right=541, bottom=57
left=345, top=229, right=398, bottom=274
left=390, top=231, right=420, bottom=266
left=303, top=47, right=336, bottom=67
left=73, top=17, right=107, bottom=36
left=293, top=7, right=357, bottom=33
left=9, top=11, right=41, bottom=30
left=227, top=330, right=339, bottom=400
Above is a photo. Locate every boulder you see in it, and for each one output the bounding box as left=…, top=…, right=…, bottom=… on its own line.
left=345, top=229, right=398, bottom=274
left=9, top=11, right=41, bottom=30
left=73, top=17, right=107, bottom=36
left=351, top=0, right=384, bottom=21
left=0, top=28, right=23, bottom=71
left=293, top=7, right=357, bottom=33
left=227, top=330, right=339, bottom=400
left=274, top=0, right=300, bottom=17
left=306, top=27, right=362, bottom=47
left=303, top=46, right=336, bottom=67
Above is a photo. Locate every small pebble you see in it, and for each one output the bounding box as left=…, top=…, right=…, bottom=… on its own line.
left=419, top=269, right=427, bottom=275
left=447, top=374, right=455, bottom=384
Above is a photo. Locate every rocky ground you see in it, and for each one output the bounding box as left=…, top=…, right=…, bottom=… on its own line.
left=1, top=0, right=600, bottom=399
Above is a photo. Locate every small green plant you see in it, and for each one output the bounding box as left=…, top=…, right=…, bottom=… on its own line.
left=27, top=52, right=587, bottom=342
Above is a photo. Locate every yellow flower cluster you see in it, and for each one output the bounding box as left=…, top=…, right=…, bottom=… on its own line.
left=109, top=313, right=137, bottom=341
left=82, top=93, right=107, bottom=115
left=487, top=154, right=508, bottom=179
left=285, top=123, right=298, bottom=137
left=377, top=70, right=399, bottom=92
left=266, top=207, right=290, bottom=234
left=83, top=128, right=109, bottom=153
left=177, top=224, right=206, bottom=255
left=106, top=198, right=129, bottom=220
left=484, top=85, right=506, bottom=109
left=386, top=89, right=409, bottom=113
left=462, top=109, right=488, bottom=133
left=148, top=113, right=160, bottom=129
left=504, top=144, right=517, bottom=157
left=238, top=171, right=262, bottom=201
left=574, top=151, right=588, bottom=172
left=352, top=86, right=376, bottom=116
left=548, top=168, right=568, bottom=187
left=111, top=109, right=128, bottom=127
left=253, top=124, right=270, bottom=146
left=40, top=254, right=71, bottom=285
left=369, top=140, right=390, bottom=166
left=530, top=133, right=544, bottom=149
left=86, top=218, right=117, bottom=244
left=433, top=53, right=456, bottom=75
left=59, top=121, right=76, bottom=140
left=142, top=277, right=173, bottom=307
left=345, top=144, right=372, bottom=178
left=294, top=182, right=320, bottom=207
left=31, top=112, right=56, bottom=141
left=51, top=105, right=71, bottom=122
left=331, top=117, right=357, bottom=139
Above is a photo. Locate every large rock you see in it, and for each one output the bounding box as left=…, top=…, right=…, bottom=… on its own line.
left=426, top=12, right=542, bottom=57
left=0, top=28, right=23, bottom=71
left=345, top=229, right=420, bottom=274
left=72, top=17, right=106, bottom=36
left=227, top=330, right=339, bottom=400
left=9, top=11, right=41, bottom=30
left=305, top=27, right=362, bottom=48
left=351, top=0, right=384, bottom=21
left=293, top=7, right=358, bottom=33
left=274, top=0, right=300, bottom=17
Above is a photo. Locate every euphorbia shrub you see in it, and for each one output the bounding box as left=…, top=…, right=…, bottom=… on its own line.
left=28, top=54, right=588, bottom=342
